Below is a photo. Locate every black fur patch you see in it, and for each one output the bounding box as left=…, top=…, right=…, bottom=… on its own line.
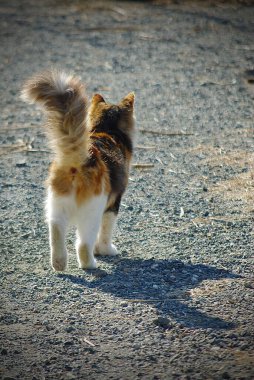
left=91, top=135, right=127, bottom=194
left=91, top=109, right=133, bottom=153
left=85, top=149, right=98, bottom=168
left=105, top=194, right=122, bottom=214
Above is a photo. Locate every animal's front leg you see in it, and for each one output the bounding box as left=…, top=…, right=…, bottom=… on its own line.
left=94, top=211, right=118, bottom=256
left=95, top=195, right=122, bottom=256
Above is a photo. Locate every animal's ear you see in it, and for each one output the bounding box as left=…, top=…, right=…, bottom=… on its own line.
left=121, top=92, right=135, bottom=108
left=92, top=93, right=105, bottom=104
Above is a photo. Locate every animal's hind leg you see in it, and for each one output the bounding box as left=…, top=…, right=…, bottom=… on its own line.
left=76, top=195, right=107, bottom=269
left=47, top=190, right=70, bottom=272
left=49, top=221, right=68, bottom=271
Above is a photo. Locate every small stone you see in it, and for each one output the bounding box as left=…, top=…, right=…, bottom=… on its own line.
left=16, top=161, right=27, bottom=167
left=191, top=275, right=199, bottom=282
left=221, top=372, right=231, bottom=379
left=1, top=348, right=8, bottom=355
left=65, top=374, right=76, bottom=380
left=244, top=281, right=253, bottom=289
left=65, top=326, right=75, bottom=333
left=64, top=341, right=74, bottom=347
left=93, top=269, right=108, bottom=278
left=153, top=316, right=171, bottom=329
left=133, top=343, right=141, bottom=350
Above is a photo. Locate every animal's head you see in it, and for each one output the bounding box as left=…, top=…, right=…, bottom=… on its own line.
left=88, top=92, right=135, bottom=139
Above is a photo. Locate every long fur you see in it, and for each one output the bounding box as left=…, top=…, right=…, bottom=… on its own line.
left=21, top=70, right=89, bottom=165
left=21, top=69, right=135, bottom=271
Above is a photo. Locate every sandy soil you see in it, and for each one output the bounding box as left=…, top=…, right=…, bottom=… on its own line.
left=0, top=1, right=254, bottom=379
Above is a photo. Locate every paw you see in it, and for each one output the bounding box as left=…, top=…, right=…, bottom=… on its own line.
left=94, top=243, right=118, bottom=256
left=79, top=257, right=97, bottom=270
left=78, top=244, right=97, bottom=269
left=51, top=257, right=67, bottom=272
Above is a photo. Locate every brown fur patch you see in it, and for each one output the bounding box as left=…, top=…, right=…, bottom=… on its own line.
left=48, top=157, right=111, bottom=204
left=23, top=70, right=135, bottom=207
left=48, top=165, right=74, bottom=196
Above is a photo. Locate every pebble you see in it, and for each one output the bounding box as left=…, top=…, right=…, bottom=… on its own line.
left=65, top=326, right=75, bottom=333
left=16, top=161, right=27, bottom=167
left=65, top=374, right=76, bottom=380
left=64, top=341, right=74, bottom=347
left=153, top=317, right=171, bottom=329
left=120, top=301, right=128, bottom=307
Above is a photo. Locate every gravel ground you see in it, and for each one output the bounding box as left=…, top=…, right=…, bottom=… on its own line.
left=0, top=1, right=254, bottom=379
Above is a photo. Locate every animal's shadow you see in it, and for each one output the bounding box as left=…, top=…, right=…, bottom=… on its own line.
left=59, top=257, right=239, bottom=330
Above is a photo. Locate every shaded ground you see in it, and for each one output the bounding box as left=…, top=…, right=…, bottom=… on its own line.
left=0, top=1, right=254, bottom=379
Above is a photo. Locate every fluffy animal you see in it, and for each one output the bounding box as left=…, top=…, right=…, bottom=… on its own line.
left=21, top=70, right=135, bottom=271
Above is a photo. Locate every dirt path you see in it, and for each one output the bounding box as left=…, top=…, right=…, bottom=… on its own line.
left=1, top=1, right=254, bottom=379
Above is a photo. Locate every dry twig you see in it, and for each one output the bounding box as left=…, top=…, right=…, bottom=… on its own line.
left=83, top=338, right=95, bottom=347
left=125, top=299, right=160, bottom=303
left=132, top=163, right=154, bottom=169
left=139, top=129, right=193, bottom=136
left=0, top=125, right=39, bottom=132
left=136, top=145, right=156, bottom=150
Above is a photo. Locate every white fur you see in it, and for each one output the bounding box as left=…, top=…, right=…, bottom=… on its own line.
left=52, top=71, right=73, bottom=93
left=95, top=212, right=118, bottom=256
left=75, top=194, right=107, bottom=269
left=46, top=187, right=108, bottom=271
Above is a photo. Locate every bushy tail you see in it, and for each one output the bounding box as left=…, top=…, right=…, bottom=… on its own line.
left=21, top=69, right=89, bottom=164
